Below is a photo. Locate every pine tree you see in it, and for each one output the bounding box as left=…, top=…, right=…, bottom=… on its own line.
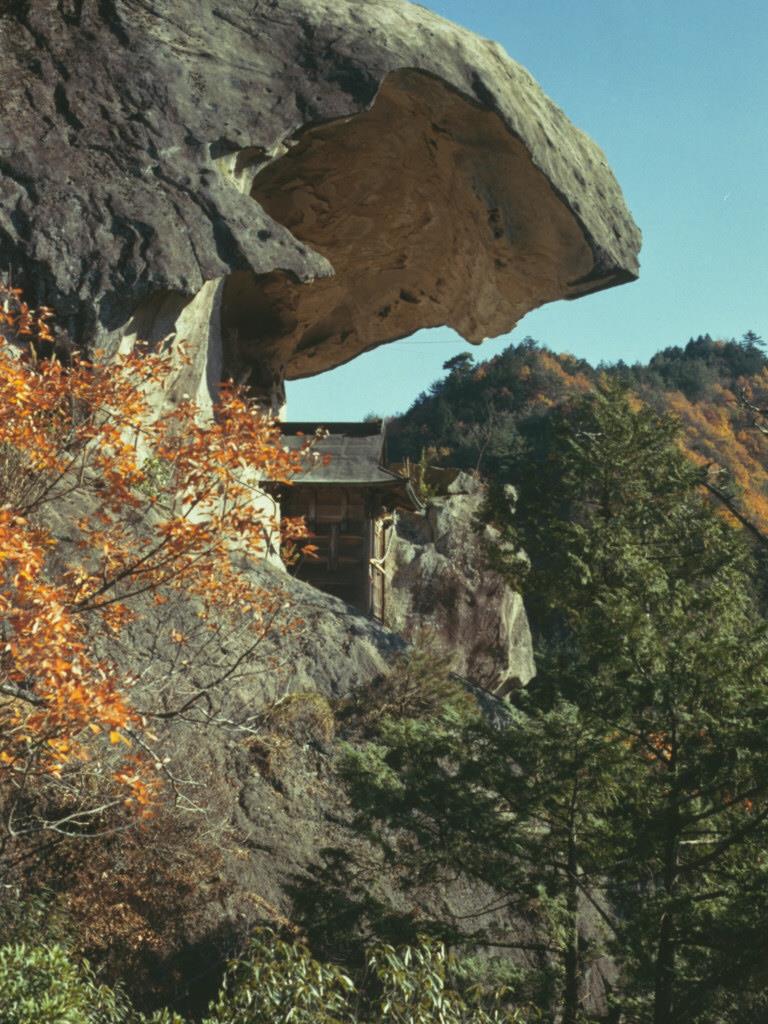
left=339, top=673, right=633, bottom=1019
left=522, top=384, right=768, bottom=1022
left=340, top=385, right=768, bottom=1023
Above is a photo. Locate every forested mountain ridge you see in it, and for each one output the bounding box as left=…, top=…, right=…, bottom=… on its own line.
left=389, top=331, right=768, bottom=534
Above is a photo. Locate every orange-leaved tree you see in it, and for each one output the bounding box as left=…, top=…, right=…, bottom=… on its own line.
left=0, top=283, right=309, bottom=861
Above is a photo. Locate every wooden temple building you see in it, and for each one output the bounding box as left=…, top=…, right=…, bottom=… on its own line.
left=274, top=421, right=420, bottom=619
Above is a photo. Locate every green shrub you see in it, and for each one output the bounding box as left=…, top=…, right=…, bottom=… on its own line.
left=202, top=930, right=354, bottom=1024
left=0, top=933, right=526, bottom=1023
left=203, top=930, right=525, bottom=1023
left=0, top=942, right=131, bottom=1024
left=365, top=940, right=527, bottom=1024
left=336, top=646, right=476, bottom=738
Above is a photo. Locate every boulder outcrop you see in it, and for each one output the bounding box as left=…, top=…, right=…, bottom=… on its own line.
left=0, top=5, right=635, bottom=1012
left=387, top=473, right=534, bottom=694
left=1, top=0, right=640, bottom=406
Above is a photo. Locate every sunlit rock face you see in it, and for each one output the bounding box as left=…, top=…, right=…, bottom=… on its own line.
left=387, top=474, right=535, bottom=695
left=0, top=0, right=640, bottom=407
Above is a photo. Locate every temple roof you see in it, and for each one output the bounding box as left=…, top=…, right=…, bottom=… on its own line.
left=279, top=420, right=421, bottom=508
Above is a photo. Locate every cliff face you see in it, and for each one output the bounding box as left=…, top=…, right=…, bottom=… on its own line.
left=42, top=497, right=542, bottom=1013
left=2, top=0, right=639, bottom=407
left=387, top=473, right=535, bottom=695
left=0, top=1, right=641, bottom=1012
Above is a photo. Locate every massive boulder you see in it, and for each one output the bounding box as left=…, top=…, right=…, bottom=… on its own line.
left=0, top=5, right=635, bottom=1011
left=387, top=473, right=535, bottom=694
left=1, top=0, right=640, bottom=405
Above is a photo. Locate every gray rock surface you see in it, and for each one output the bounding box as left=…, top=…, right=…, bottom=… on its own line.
left=2, top=5, right=623, bottom=1009
left=1, top=0, right=640, bottom=403
left=39, top=483, right=607, bottom=1019
left=387, top=474, right=535, bottom=694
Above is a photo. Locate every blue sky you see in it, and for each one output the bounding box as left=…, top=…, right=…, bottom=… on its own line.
left=289, top=0, right=768, bottom=421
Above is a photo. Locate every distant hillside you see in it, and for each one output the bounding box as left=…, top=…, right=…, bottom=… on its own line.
left=389, top=332, right=768, bottom=534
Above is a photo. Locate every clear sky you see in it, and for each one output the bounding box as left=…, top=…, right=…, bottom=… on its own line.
left=289, top=0, right=768, bottom=421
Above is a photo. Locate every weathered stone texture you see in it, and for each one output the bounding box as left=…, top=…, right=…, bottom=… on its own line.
left=1, top=0, right=640, bottom=401
left=387, top=473, right=535, bottom=694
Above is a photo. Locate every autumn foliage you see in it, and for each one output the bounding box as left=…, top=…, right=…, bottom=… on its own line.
left=390, top=333, right=768, bottom=541
left=0, top=284, right=307, bottom=836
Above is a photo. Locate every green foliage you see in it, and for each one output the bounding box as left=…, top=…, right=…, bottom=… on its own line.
left=0, top=933, right=527, bottom=1024
left=513, top=387, right=768, bottom=1021
left=401, top=447, right=441, bottom=503
left=0, top=889, right=77, bottom=951
left=336, top=646, right=477, bottom=738
left=204, top=930, right=526, bottom=1024
left=365, top=940, right=526, bottom=1023
left=442, top=353, right=475, bottom=375
left=611, top=331, right=767, bottom=401
left=338, top=386, right=768, bottom=1024
left=338, top=692, right=627, bottom=1020
left=203, top=930, right=354, bottom=1024
left=512, top=381, right=707, bottom=625
left=389, top=330, right=768, bottom=545
left=388, top=337, right=593, bottom=478
left=0, top=943, right=132, bottom=1024
left=478, top=483, right=530, bottom=590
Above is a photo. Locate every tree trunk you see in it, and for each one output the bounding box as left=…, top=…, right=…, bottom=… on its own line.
left=653, top=750, right=680, bottom=1024
left=653, top=908, right=676, bottom=1024
left=563, top=829, right=580, bottom=1024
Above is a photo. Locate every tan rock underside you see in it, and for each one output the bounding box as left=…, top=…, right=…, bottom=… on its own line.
left=220, top=69, right=595, bottom=384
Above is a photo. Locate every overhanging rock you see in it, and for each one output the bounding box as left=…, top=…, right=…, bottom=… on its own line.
left=0, top=0, right=641, bottom=403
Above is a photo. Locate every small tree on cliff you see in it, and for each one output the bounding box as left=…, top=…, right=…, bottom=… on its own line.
left=0, top=284, right=309, bottom=866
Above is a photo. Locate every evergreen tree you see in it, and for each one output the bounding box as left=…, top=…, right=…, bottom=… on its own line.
left=511, top=385, right=768, bottom=1022
left=341, top=386, right=768, bottom=1023
left=340, top=692, right=630, bottom=1022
